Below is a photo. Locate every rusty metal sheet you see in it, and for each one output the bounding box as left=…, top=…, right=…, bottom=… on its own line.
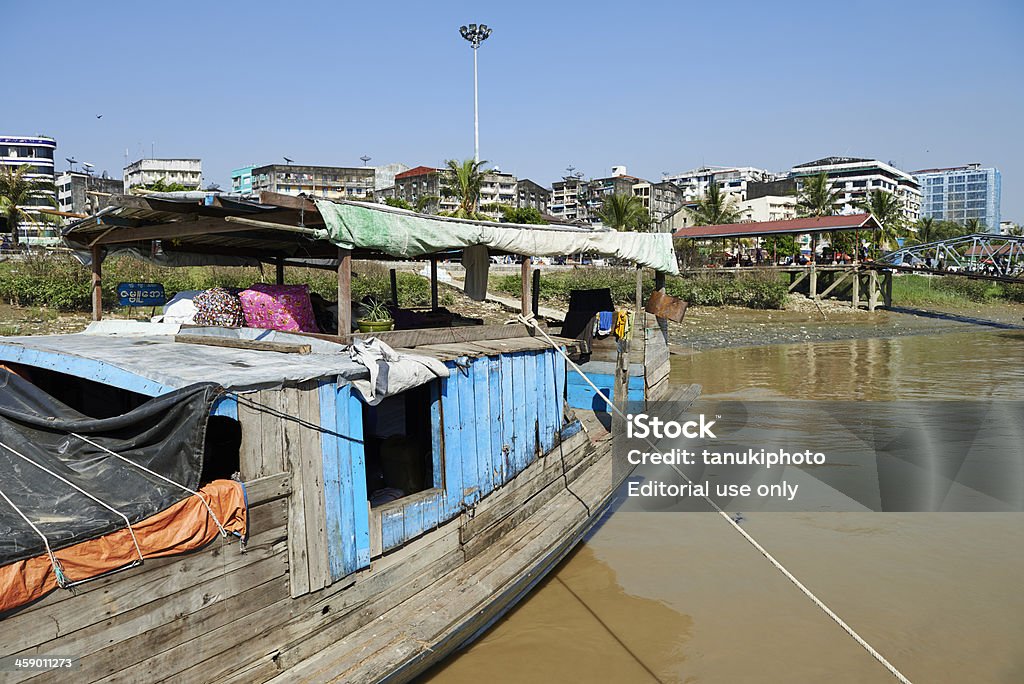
left=645, top=290, right=687, bottom=322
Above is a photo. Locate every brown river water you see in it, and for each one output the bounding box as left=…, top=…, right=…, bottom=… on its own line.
left=423, top=329, right=1024, bottom=683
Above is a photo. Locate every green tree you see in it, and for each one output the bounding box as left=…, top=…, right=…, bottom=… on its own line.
left=911, top=216, right=961, bottom=244
left=963, top=217, right=986, bottom=233
left=597, top=193, right=651, bottom=231
left=687, top=183, right=743, bottom=225
left=139, top=178, right=190, bottom=193
left=384, top=197, right=413, bottom=210
left=498, top=205, right=547, bottom=224
left=0, top=164, right=57, bottom=246
left=795, top=172, right=840, bottom=217
left=857, top=189, right=906, bottom=252
left=440, top=158, right=488, bottom=218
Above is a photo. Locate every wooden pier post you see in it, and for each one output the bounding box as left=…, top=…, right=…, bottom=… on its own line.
left=531, top=268, right=540, bottom=317
left=868, top=269, right=878, bottom=312
left=520, top=257, right=531, bottom=315
left=337, top=248, right=351, bottom=335
left=852, top=271, right=860, bottom=309
left=91, top=245, right=103, bottom=321
left=883, top=271, right=893, bottom=308
left=275, top=256, right=285, bottom=285
left=634, top=265, right=643, bottom=340
left=430, top=256, right=439, bottom=311
left=389, top=268, right=399, bottom=306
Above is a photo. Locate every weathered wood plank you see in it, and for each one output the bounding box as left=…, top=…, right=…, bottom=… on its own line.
left=298, top=382, right=330, bottom=591
left=281, top=387, right=310, bottom=597
left=457, top=359, right=480, bottom=507
left=471, top=358, right=494, bottom=498
left=498, top=352, right=515, bottom=486
left=440, top=369, right=463, bottom=520
left=237, top=390, right=265, bottom=479
left=174, top=334, right=312, bottom=355
left=511, top=353, right=528, bottom=475
left=318, top=379, right=345, bottom=580
left=487, top=355, right=506, bottom=486
left=243, top=472, right=292, bottom=505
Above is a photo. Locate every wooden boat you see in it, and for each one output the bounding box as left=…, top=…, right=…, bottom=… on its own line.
left=0, top=193, right=695, bottom=683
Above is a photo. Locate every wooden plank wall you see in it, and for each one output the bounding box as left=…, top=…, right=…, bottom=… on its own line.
left=643, top=313, right=672, bottom=402
left=376, top=348, right=567, bottom=555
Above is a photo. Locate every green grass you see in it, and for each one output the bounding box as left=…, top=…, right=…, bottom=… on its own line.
left=892, top=274, right=1010, bottom=305
left=0, top=255, right=446, bottom=312
left=492, top=267, right=790, bottom=310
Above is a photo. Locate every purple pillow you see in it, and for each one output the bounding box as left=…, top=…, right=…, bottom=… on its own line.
left=238, top=284, right=320, bottom=333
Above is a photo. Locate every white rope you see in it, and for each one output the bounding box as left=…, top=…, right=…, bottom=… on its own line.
left=0, top=485, right=69, bottom=587
left=69, top=433, right=228, bottom=538
left=518, top=314, right=913, bottom=684
left=0, top=440, right=146, bottom=577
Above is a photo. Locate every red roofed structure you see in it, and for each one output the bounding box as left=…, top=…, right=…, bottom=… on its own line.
left=673, top=213, right=881, bottom=240
left=394, top=165, right=440, bottom=181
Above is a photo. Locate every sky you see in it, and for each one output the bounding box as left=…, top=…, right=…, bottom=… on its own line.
left=6, top=0, right=1024, bottom=219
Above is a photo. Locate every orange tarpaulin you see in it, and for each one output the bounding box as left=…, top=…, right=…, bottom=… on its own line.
left=0, top=479, right=247, bottom=614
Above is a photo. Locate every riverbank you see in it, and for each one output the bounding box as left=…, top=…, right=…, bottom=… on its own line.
left=672, top=296, right=1024, bottom=351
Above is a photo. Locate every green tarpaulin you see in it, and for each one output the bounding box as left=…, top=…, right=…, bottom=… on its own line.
left=315, top=200, right=679, bottom=275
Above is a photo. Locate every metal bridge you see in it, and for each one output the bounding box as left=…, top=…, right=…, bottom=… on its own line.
left=879, top=233, right=1024, bottom=283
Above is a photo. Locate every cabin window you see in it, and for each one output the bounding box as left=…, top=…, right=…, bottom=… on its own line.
left=19, top=367, right=151, bottom=418
left=202, top=416, right=241, bottom=484
left=362, top=382, right=436, bottom=507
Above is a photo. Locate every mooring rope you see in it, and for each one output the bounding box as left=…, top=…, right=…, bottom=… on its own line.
left=0, top=485, right=69, bottom=587
left=517, top=314, right=914, bottom=684
left=69, top=433, right=229, bottom=538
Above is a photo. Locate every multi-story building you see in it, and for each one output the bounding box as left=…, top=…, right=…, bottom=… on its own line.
left=632, top=180, right=684, bottom=226
left=582, top=167, right=642, bottom=226
left=515, top=179, right=550, bottom=214
left=1, top=135, right=57, bottom=244
left=123, top=158, right=202, bottom=192
left=250, top=164, right=375, bottom=199
left=664, top=165, right=776, bottom=201
left=549, top=175, right=588, bottom=223
left=230, top=165, right=256, bottom=195
left=391, top=166, right=458, bottom=214
left=56, top=171, right=122, bottom=217
left=913, top=164, right=1001, bottom=232
left=480, top=170, right=517, bottom=210
left=373, top=163, right=409, bottom=192
left=739, top=194, right=799, bottom=223
left=788, top=157, right=921, bottom=222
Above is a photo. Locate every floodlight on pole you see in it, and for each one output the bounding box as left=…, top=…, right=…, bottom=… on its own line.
left=459, top=23, right=492, bottom=163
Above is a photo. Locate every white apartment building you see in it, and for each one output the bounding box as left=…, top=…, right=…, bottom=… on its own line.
left=664, top=165, right=776, bottom=201
left=480, top=170, right=517, bottom=208
left=1, top=135, right=57, bottom=244
left=123, top=158, right=202, bottom=192
left=789, top=157, right=921, bottom=222
left=739, top=194, right=798, bottom=223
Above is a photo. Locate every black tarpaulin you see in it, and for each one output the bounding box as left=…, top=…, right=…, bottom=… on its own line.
left=0, top=368, right=219, bottom=566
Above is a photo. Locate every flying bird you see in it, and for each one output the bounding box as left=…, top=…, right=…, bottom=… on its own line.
left=283, top=156, right=294, bottom=164
left=96, top=115, right=103, bottom=119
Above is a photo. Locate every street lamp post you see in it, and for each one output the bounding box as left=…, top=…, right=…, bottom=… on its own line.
left=459, top=23, right=492, bottom=163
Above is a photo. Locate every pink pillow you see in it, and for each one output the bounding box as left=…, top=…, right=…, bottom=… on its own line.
left=238, top=284, right=320, bottom=333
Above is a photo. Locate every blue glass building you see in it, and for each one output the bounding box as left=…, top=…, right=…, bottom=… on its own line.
left=913, top=164, right=1001, bottom=233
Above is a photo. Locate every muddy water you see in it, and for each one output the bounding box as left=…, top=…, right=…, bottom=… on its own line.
left=423, top=330, right=1024, bottom=683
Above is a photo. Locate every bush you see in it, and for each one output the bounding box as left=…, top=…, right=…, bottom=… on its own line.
left=492, top=267, right=787, bottom=310
left=0, top=254, right=441, bottom=312
left=1000, top=283, right=1024, bottom=303
left=933, top=276, right=997, bottom=302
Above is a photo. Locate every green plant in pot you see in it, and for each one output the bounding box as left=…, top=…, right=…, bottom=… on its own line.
left=356, top=298, right=395, bottom=333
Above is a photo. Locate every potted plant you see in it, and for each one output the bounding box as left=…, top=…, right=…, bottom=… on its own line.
left=356, top=298, right=395, bottom=333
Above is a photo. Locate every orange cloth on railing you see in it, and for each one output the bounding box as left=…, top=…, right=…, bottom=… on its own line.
left=0, top=479, right=247, bottom=614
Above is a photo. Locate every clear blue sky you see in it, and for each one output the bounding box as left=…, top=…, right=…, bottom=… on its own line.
left=7, top=0, right=1023, bottom=219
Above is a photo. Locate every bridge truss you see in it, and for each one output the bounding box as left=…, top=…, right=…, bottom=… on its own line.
left=880, top=233, right=1024, bottom=283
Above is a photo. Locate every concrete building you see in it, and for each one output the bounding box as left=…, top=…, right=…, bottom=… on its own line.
left=789, top=157, right=921, bottom=222
left=632, top=180, right=684, bottom=225
left=250, top=164, right=375, bottom=199
left=391, top=166, right=458, bottom=214
left=480, top=170, right=517, bottom=210
left=373, top=163, right=409, bottom=192
left=739, top=194, right=798, bottom=223
left=515, top=179, right=550, bottom=214
left=549, top=175, right=588, bottom=223
left=913, top=164, right=1001, bottom=232
left=664, top=165, right=776, bottom=201
left=1, top=135, right=57, bottom=244
left=230, top=165, right=256, bottom=196
left=56, top=171, right=122, bottom=217
left=123, top=158, right=202, bottom=192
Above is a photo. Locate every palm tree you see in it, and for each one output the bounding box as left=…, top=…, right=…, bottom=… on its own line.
left=0, top=164, right=57, bottom=246
left=440, top=158, right=487, bottom=218
left=687, top=183, right=743, bottom=225
left=597, top=193, right=650, bottom=231
left=963, top=217, right=985, bottom=234
left=795, top=172, right=840, bottom=217
left=857, top=189, right=906, bottom=252
left=915, top=216, right=936, bottom=242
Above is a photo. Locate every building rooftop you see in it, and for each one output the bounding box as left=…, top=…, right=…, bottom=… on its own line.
left=673, top=213, right=881, bottom=239
left=793, top=157, right=873, bottom=168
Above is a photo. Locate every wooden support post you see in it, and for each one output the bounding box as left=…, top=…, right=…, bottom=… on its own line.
left=520, top=257, right=531, bottom=315
left=275, top=256, right=285, bottom=285
left=429, top=256, right=439, bottom=311
left=868, top=269, right=878, bottom=312
left=883, top=271, right=893, bottom=308
left=337, top=248, right=351, bottom=335
left=91, top=245, right=103, bottom=321
left=531, top=268, right=540, bottom=317
left=389, top=268, right=399, bottom=306
left=655, top=270, right=666, bottom=294
left=634, top=265, right=643, bottom=341
left=852, top=271, right=860, bottom=309
left=809, top=235, right=818, bottom=299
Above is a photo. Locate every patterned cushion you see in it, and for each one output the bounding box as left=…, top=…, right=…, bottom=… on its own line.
left=192, top=287, right=245, bottom=327
left=238, top=284, right=320, bottom=333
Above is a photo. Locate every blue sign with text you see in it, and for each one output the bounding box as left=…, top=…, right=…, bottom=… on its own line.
left=117, top=282, right=166, bottom=307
